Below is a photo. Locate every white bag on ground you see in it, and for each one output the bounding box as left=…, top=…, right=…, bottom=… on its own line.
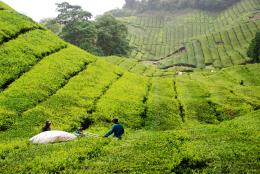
left=29, top=130, right=77, bottom=144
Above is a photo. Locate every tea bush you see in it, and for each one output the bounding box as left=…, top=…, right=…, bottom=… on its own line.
left=95, top=72, right=149, bottom=128
left=0, top=29, right=67, bottom=88
left=146, top=77, right=182, bottom=130
left=0, top=10, right=40, bottom=43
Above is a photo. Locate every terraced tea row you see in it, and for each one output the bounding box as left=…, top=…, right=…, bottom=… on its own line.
left=103, top=56, right=156, bottom=76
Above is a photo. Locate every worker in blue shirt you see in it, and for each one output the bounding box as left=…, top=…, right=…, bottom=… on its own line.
left=104, top=118, right=124, bottom=139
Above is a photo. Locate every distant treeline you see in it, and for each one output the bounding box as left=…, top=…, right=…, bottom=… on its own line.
left=109, top=0, right=241, bottom=16
left=41, top=2, right=130, bottom=56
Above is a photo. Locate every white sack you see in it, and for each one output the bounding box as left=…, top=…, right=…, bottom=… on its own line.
left=29, top=130, right=77, bottom=144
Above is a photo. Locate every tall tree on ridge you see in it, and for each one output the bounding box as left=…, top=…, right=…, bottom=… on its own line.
left=55, top=2, right=97, bottom=53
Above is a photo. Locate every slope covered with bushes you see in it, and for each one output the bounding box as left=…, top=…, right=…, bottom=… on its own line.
left=120, top=0, right=260, bottom=69
left=0, top=1, right=259, bottom=173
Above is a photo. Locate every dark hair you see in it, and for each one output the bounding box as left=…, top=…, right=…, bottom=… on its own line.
left=112, top=118, right=118, bottom=123
left=45, top=120, right=51, bottom=125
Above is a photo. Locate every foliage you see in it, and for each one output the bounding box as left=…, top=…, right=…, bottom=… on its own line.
left=121, top=0, right=260, bottom=68
left=0, top=10, right=40, bottom=43
left=123, top=0, right=241, bottom=12
left=52, top=2, right=98, bottom=54
left=146, top=77, right=182, bottom=130
left=61, top=21, right=98, bottom=54
left=1, top=111, right=259, bottom=173
left=95, top=72, right=148, bottom=128
left=0, top=29, right=67, bottom=89
left=96, top=15, right=130, bottom=56
left=1, top=1, right=260, bottom=173
left=105, top=8, right=134, bottom=17
left=23, top=60, right=123, bottom=131
left=55, top=2, right=92, bottom=25
left=123, top=0, right=139, bottom=9
left=41, top=2, right=130, bottom=56
left=0, top=109, right=17, bottom=131
left=247, top=31, right=260, bottom=62
left=0, top=45, right=95, bottom=118
left=39, top=18, right=62, bottom=34
left=0, top=1, right=13, bottom=10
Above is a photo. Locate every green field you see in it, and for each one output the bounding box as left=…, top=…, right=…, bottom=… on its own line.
left=0, top=1, right=260, bottom=173
left=121, top=0, right=260, bottom=69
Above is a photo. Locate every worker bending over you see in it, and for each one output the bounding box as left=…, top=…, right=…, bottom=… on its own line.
left=104, top=118, right=124, bottom=139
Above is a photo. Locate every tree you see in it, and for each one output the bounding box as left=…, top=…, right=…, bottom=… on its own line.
left=54, top=2, right=97, bottom=53
left=96, top=15, right=130, bottom=56
left=124, top=0, right=138, bottom=9
left=40, top=18, right=62, bottom=34
left=55, top=2, right=92, bottom=25
left=41, top=2, right=130, bottom=57
left=61, top=21, right=97, bottom=53
left=247, top=31, right=260, bottom=62
left=147, top=0, right=161, bottom=10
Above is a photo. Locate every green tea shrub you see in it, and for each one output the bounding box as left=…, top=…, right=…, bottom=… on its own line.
left=0, top=2, right=13, bottom=10
left=146, top=78, right=182, bottom=130
left=95, top=72, right=149, bottom=128
left=0, top=10, right=40, bottom=43
left=0, top=29, right=67, bottom=88
left=0, top=108, right=17, bottom=131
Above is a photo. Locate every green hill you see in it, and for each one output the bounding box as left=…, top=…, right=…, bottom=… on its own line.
left=120, top=0, right=260, bottom=69
left=0, top=1, right=259, bottom=173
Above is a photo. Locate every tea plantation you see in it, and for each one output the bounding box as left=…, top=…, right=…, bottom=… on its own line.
left=122, top=0, right=260, bottom=69
left=0, top=1, right=259, bottom=173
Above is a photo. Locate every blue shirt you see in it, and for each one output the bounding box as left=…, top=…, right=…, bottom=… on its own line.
left=104, top=123, right=124, bottom=138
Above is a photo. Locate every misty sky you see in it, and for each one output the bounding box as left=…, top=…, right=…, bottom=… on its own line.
left=2, top=0, right=125, bottom=22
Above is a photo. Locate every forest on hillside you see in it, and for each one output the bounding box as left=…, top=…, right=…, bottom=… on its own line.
left=125, top=0, right=241, bottom=11
left=41, top=2, right=130, bottom=56
left=109, top=0, right=241, bottom=16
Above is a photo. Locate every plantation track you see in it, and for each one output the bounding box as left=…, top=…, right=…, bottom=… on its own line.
left=116, top=58, right=126, bottom=65
left=87, top=72, right=124, bottom=114
left=141, top=78, right=152, bottom=126
left=127, top=62, right=138, bottom=71
left=140, top=66, right=148, bottom=75
left=173, top=80, right=185, bottom=122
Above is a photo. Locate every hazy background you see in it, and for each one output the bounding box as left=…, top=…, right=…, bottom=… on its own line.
left=2, top=0, right=125, bottom=21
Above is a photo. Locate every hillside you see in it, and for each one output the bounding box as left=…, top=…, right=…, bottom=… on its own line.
left=0, top=1, right=260, bottom=173
left=120, top=0, right=260, bottom=69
